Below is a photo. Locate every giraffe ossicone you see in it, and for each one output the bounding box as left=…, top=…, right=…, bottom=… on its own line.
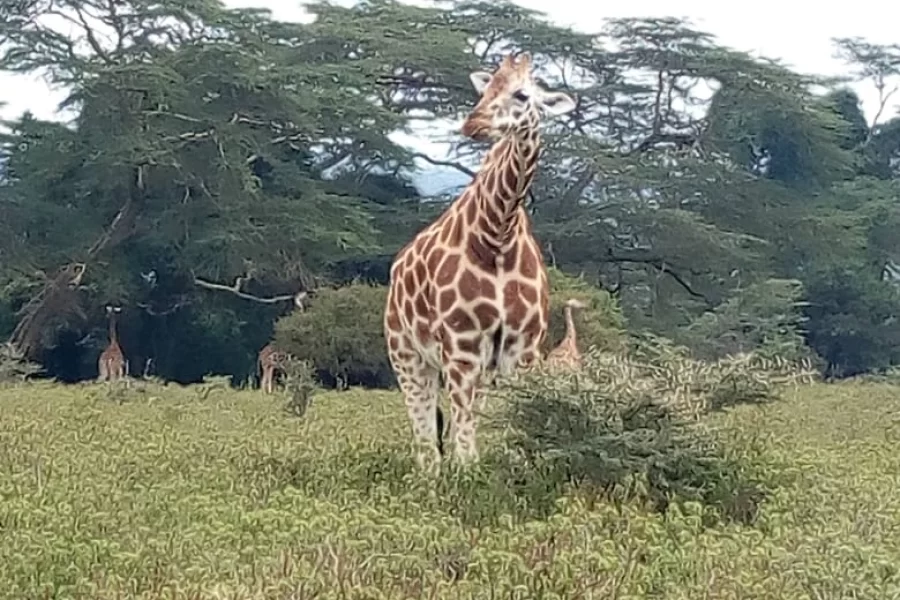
left=383, top=52, right=576, bottom=473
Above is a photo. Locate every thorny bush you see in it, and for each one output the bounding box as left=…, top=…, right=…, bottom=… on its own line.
left=484, top=335, right=817, bottom=522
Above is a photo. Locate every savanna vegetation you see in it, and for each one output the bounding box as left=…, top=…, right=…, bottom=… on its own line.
left=1, top=366, right=899, bottom=598
left=1, top=0, right=900, bottom=597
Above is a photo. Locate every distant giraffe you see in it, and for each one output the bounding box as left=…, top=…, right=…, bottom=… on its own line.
left=258, top=342, right=289, bottom=394
left=97, top=305, right=126, bottom=382
left=384, top=52, right=576, bottom=471
left=545, top=298, right=588, bottom=370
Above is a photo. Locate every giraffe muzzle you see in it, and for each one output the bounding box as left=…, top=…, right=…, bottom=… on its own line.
left=461, top=115, right=492, bottom=141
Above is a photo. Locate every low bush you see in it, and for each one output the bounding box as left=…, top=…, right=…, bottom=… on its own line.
left=273, top=282, right=392, bottom=389
left=484, top=336, right=817, bottom=522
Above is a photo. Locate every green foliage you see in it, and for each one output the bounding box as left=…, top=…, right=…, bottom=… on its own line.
left=0, top=342, right=43, bottom=384
left=280, top=355, right=320, bottom=418
left=677, top=278, right=812, bottom=361
left=546, top=267, right=626, bottom=353
left=0, top=0, right=899, bottom=380
left=1, top=380, right=899, bottom=597
left=803, top=266, right=900, bottom=377
left=273, top=283, right=392, bottom=388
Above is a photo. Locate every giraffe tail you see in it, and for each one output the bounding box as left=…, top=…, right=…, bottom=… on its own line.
left=435, top=406, right=446, bottom=457
left=487, top=326, right=503, bottom=371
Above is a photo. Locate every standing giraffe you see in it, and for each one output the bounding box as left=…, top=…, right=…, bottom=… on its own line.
left=384, top=53, right=576, bottom=471
left=258, top=342, right=289, bottom=394
left=545, top=298, right=588, bottom=370
left=97, top=305, right=126, bottom=382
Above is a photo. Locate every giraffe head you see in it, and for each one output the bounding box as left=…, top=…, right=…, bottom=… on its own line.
left=461, top=52, right=575, bottom=141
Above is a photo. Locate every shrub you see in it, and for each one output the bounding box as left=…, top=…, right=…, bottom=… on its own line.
left=545, top=267, right=626, bottom=354
left=280, top=355, right=319, bottom=417
left=274, top=283, right=392, bottom=388
left=485, top=336, right=816, bottom=520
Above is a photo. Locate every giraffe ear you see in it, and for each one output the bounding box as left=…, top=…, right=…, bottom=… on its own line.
left=538, top=90, right=576, bottom=116
left=469, top=71, right=492, bottom=95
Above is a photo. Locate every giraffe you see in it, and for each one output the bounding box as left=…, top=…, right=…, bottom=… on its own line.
left=97, top=305, right=126, bottom=382
left=545, top=298, right=588, bottom=370
left=384, top=52, right=576, bottom=471
left=258, top=342, right=289, bottom=394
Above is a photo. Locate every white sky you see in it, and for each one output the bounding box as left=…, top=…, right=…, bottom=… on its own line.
left=1, top=0, right=898, bottom=159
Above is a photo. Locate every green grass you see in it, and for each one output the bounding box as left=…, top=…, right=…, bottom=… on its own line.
left=1, top=379, right=899, bottom=599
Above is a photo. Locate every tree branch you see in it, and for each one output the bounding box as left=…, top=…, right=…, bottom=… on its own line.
left=411, top=152, right=476, bottom=178
left=193, top=276, right=308, bottom=306
left=606, top=252, right=712, bottom=305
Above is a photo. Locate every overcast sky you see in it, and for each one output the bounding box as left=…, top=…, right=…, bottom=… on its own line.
left=1, top=0, right=898, bottom=157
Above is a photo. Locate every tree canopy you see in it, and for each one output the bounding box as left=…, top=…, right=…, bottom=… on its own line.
left=1, top=0, right=898, bottom=381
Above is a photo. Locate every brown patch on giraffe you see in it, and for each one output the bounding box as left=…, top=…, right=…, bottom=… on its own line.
left=456, top=337, right=479, bottom=355
left=502, top=160, right=519, bottom=190
left=521, top=311, right=543, bottom=341
left=403, top=299, right=415, bottom=322
left=421, top=233, right=437, bottom=256
left=472, top=302, right=500, bottom=329
left=448, top=216, right=464, bottom=247
left=414, top=293, right=429, bottom=317
left=415, top=321, right=430, bottom=344
left=457, top=270, right=479, bottom=303
left=519, top=282, right=538, bottom=304
left=413, top=260, right=427, bottom=285
left=477, top=215, right=498, bottom=239
left=403, top=271, right=416, bottom=292
left=438, top=288, right=456, bottom=311
left=466, top=236, right=497, bottom=274
left=426, top=247, right=446, bottom=273
left=503, top=280, right=529, bottom=329
left=519, top=243, right=540, bottom=279
left=458, top=269, right=496, bottom=304
left=386, top=308, right=402, bottom=332
left=464, top=199, right=477, bottom=225
left=388, top=336, right=400, bottom=351
left=436, top=253, right=460, bottom=287
left=446, top=307, right=475, bottom=331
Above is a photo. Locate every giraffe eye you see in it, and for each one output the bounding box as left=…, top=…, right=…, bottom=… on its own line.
left=512, top=90, right=529, bottom=103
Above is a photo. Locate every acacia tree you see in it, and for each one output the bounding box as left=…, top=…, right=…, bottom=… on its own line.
left=0, top=0, right=450, bottom=373
left=2, top=0, right=898, bottom=378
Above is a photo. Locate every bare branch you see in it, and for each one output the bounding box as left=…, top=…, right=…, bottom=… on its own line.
left=606, top=252, right=713, bottom=305
left=411, top=152, right=475, bottom=178
left=193, top=276, right=307, bottom=305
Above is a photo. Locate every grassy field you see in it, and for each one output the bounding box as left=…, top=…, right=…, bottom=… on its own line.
left=1, top=379, right=900, bottom=599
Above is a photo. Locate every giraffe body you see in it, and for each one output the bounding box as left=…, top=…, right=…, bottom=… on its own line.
left=258, top=342, right=288, bottom=394
left=384, top=53, right=575, bottom=471
left=545, top=298, right=588, bottom=370
left=98, top=306, right=126, bottom=382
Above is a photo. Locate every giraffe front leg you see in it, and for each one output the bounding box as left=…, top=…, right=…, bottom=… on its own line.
left=443, top=357, right=483, bottom=466
left=394, top=362, right=443, bottom=474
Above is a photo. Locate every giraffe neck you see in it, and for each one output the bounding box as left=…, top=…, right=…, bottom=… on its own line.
left=109, top=313, right=119, bottom=345
left=474, top=130, right=541, bottom=249
left=562, top=305, right=577, bottom=347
